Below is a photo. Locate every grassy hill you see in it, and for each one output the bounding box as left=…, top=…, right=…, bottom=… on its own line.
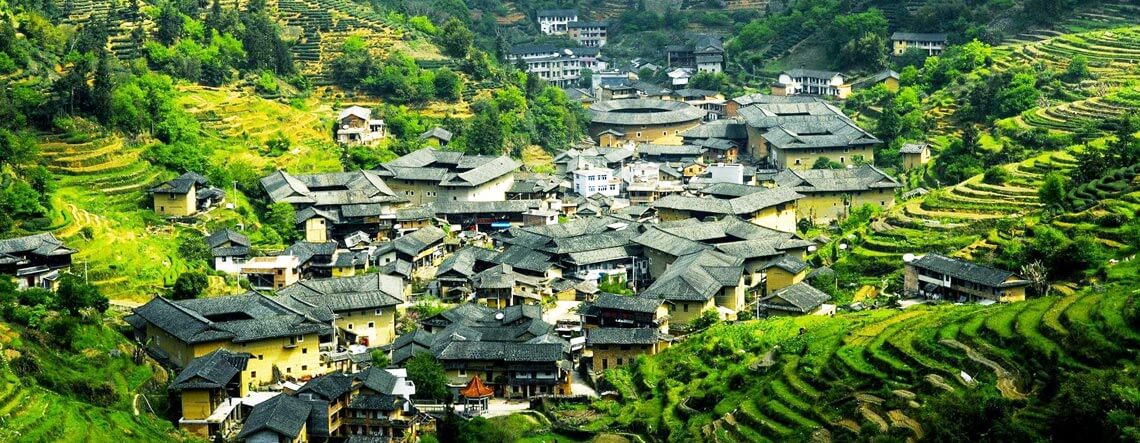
left=0, top=321, right=183, bottom=441
left=567, top=260, right=1140, bottom=441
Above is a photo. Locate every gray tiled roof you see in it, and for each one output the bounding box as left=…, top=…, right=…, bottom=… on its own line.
left=787, top=165, right=901, bottom=193
left=349, top=394, right=399, bottom=411
left=910, top=253, right=1025, bottom=288
left=419, top=127, right=453, bottom=142
left=651, top=186, right=802, bottom=216
left=392, top=226, right=446, bottom=257
left=238, top=393, right=312, bottom=439
left=132, top=294, right=330, bottom=344
left=0, top=232, right=76, bottom=258
left=637, top=143, right=706, bottom=158
left=537, top=8, right=577, bottom=17
left=590, top=99, right=706, bottom=126
left=277, top=273, right=404, bottom=313
left=430, top=199, right=539, bottom=215
left=760, top=117, right=880, bottom=151
left=205, top=229, right=250, bottom=249
left=730, top=93, right=819, bottom=107
left=760, top=282, right=830, bottom=313
left=436, top=246, right=499, bottom=279
left=260, top=170, right=404, bottom=207
left=590, top=293, right=663, bottom=314
left=169, top=349, right=249, bottom=391
left=680, top=118, right=748, bottom=140
left=355, top=367, right=400, bottom=394
left=899, top=142, right=929, bottom=154
left=297, top=372, right=355, bottom=400
left=587, top=327, right=663, bottom=346
left=784, top=68, right=842, bottom=80
left=890, top=32, right=948, bottom=42
left=641, top=249, right=743, bottom=302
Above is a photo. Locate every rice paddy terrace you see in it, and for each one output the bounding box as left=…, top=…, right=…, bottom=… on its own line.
left=589, top=273, right=1140, bottom=441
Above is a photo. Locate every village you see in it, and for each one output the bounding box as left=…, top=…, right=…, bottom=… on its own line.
left=0, top=11, right=1039, bottom=440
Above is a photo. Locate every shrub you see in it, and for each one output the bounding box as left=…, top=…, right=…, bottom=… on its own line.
left=983, top=166, right=1010, bottom=184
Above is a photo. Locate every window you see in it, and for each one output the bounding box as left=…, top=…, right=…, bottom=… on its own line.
left=302, top=347, right=308, bottom=354
left=458, top=369, right=467, bottom=376
left=302, top=365, right=308, bottom=371
left=636, top=132, right=642, bottom=138
left=375, top=309, right=382, bottom=315
left=287, top=367, right=292, bottom=373
left=258, top=355, right=264, bottom=360
left=683, top=303, right=689, bottom=312
left=251, top=371, right=257, bottom=378
left=617, top=358, right=624, bottom=366
left=348, top=323, right=354, bottom=330
left=367, top=322, right=375, bottom=328
left=602, top=359, right=609, bottom=370
left=296, top=335, right=304, bottom=342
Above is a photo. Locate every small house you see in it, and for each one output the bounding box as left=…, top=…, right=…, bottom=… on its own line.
left=206, top=229, right=251, bottom=274
left=151, top=172, right=223, bottom=217
left=900, top=142, right=931, bottom=170
left=336, top=106, right=385, bottom=145
left=418, top=127, right=452, bottom=147
left=756, top=282, right=832, bottom=316
left=891, top=32, right=949, bottom=56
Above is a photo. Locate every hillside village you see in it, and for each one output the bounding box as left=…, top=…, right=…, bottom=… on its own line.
left=1, top=0, right=1140, bottom=442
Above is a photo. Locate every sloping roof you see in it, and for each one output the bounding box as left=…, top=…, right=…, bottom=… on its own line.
left=338, top=106, right=372, bottom=122
left=760, top=116, right=881, bottom=151
left=651, top=186, right=802, bottom=216
left=277, top=273, right=404, bottom=313
left=680, top=118, right=748, bottom=140
left=590, top=293, right=663, bottom=314
left=637, top=143, right=705, bottom=158
left=132, top=294, right=330, bottom=345
left=899, top=142, right=929, bottom=154
left=150, top=172, right=207, bottom=194
left=788, top=165, right=902, bottom=193
left=460, top=375, right=494, bottom=398
left=355, top=367, right=400, bottom=394
left=260, top=170, right=404, bottom=207
left=590, top=99, right=706, bottom=126
left=169, top=349, right=249, bottom=391
left=783, top=68, right=842, bottom=80
left=537, top=8, right=577, bottom=17
left=587, top=327, right=663, bottom=345
left=890, top=32, right=948, bottom=42
left=349, top=394, right=400, bottom=411
left=392, top=226, right=446, bottom=256
left=760, top=282, right=830, bottom=313
left=730, top=94, right=820, bottom=107
left=910, top=253, right=1025, bottom=288
left=205, top=229, right=250, bottom=249
left=297, top=372, right=355, bottom=400
left=237, top=394, right=312, bottom=439
left=641, top=249, right=743, bottom=302
left=0, top=232, right=76, bottom=258
left=419, top=127, right=453, bottom=142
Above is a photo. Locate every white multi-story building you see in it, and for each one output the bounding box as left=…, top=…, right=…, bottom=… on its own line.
left=773, top=69, right=851, bottom=99
left=508, top=45, right=607, bottom=88
left=537, top=9, right=578, bottom=35
left=573, top=165, right=621, bottom=197
left=569, top=21, right=608, bottom=47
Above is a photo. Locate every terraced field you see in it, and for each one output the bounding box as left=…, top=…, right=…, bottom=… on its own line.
left=590, top=282, right=1140, bottom=441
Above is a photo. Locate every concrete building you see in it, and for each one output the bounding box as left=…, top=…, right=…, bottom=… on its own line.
left=205, top=229, right=251, bottom=275
left=573, top=165, right=621, bottom=198
left=773, top=69, right=851, bottom=99
left=537, top=9, right=578, bottom=35
left=507, top=45, right=606, bottom=88
left=891, top=32, right=949, bottom=56
left=569, top=21, right=608, bottom=47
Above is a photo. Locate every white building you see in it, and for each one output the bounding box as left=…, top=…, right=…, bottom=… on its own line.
left=537, top=9, right=578, bottom=35
left=773, top=69, right=851, bottom=99
left=573, top=165, right=621, bottom=198
left=335, top=106, right=385, bottom=145
left=707, top=163, right=745, bottom=185
left=668, top=68, right=693, bottom=87
left=508, top=45, right=606, bottom=88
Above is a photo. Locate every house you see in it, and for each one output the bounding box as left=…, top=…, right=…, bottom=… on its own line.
left=342, top=370, right=418, bottom=439
left=392, top=225, right=447, bottom=273
left=236, top=393, right=312, bottom=442
left=772, top=69, right=851, bottom=99
left=507, top=175, right=562, bottom=201
left=586, top=327, right=671, bottom=373
left=632, top=216, right=811, bottom=297
left=524, top=209, right=559, bottom=226
left=904, top=253, right=1030, bottom=303
left=419, top=127, right=452, bottom=146
left=626, top=178, right=685, bottom=205
left=0, top=232, right=75, bottom=290
left=636, top=143, right=707, bottom=165
left=854, top=69, right=901, bottom=91
left=563, top=86, right=596, bottom=104
left=261, top=170, right=407, bottom=242
left=391, top=304, right=574, bottom=398
left=151, top=172, right=224, bottom=217
left=724, top=93, right=818, bottom=118
left=568, top=21, right=607, bottom=47
left=738, top=99, right=880, bottom=169
left=667, top=67, right=693, bottom=87
left=495, top=216, right=648, bottom=286
left=507, top=45, right=606, bottom=88
left=891, top=32, right=949, bottom=56
left=128, top=293, right=331, bottom=385
left=276, top=273, right=405, bottom=347
left=470, top=263, right=549, bottom=308
left=375, top=148, right=521, bottom=206
left=240, top=255, right=302, bottom=290
left=773, top=165, right=902, bottom=223
left=639, top=249, right=746, bottom=323
left=900, top=142, right=932, bottom=170
left=553, top=146, right=634, bottom=175
left=169, top=349, right=252, bottom=439
left=666, top=35, right=725, bottom=73
left=579, top=292, right=670, bottom=332
left=335, top=106, right=385, bottom=145
left=650, top=186, right=803, bottom=232
left=756, top=282, right=833, bottom=316
left=589, top=99, right=705, bottom=145
left=572, top=165, right=621, bottom=197
left=394, top=206, right=434, bottom=236
left=206, top=229, right=251, bottom=275
left=435, top=246, right=502, bottom=301
left=430, top=199, right=543, bottom=231
left=537, top=9, right=577, bottom=35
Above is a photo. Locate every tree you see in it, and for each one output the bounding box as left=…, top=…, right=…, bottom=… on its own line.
left=1020, top=260, right=1050, bottom=297
left=407, top=353, right=451, bottom=403
left=1063, top=55, right=1090, bottom=82
left=813, top=157, right=842, bottom=169
left=433, top=68, right=463, bottom=101
left=264, top=202, right=299, bottom=243
left=840, top=32, right=888, bottom=70
left=370, top=349, right=391, bottom=368
left=465, top=101, right=503, bottom=155
left=178, top=233, right=212, bottom=265
left=172, top=272, right=208, bottom=300
left=56, top=274, right=109, bottom=316
left=691, top=309, right=720, bottom=329
left=1038, top=172, right=1068, bottom=210
left=688, top=71, right=728, bottom=92
left=156, top=1, right=184, bottom=45
left=91, top=51, right=114, bottom=124
left=438, top=18, right=473, bottom=59
left=982, top=166, right=1010, bottom=185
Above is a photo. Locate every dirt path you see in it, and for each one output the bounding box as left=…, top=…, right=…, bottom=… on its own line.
left=924, top=374, right=955, bottom=392
left=940, top=339, right=1028, bottom=400
left=858, top=404, right=888, bottom=432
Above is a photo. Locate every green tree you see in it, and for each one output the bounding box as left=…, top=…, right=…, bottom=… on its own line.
left=982, top=166, right=1009, bottom=185
left=840, top=32, right=888, bottom=70
left=407, top=353, right=451, bottom=403
left=432, top=67, right=463, bottom=101
left=1038, top=172, right=1067, bottom=210
left=156, top=1, right=184, bottom=44
left=688, top=71, right=728, bottom=91
left=1063, top=55, right=1090, bottom=82
left=264, top=202, right=299, bottom=243
left=171, top=272, right=208, bottom=300
left=56, top=274, right=109, bottom=316
left=438, top=18, right=473, bottom=59
left=465, top=101, right=503, bottom=155
left=91, top=51, right=114, bottom=123
left=370, top=349, right=391, bottom=368
left=178, top=234, right=213, bottom=265
left=812, top=157, right=842, bottom=169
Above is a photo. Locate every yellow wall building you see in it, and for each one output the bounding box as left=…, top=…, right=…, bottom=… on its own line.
left=588, top=328, right=671, bottom=373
